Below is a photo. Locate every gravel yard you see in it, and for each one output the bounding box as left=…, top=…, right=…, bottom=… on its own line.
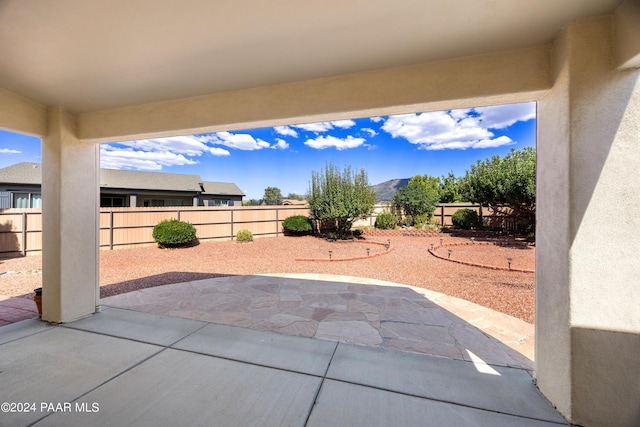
left=0, top=233, right=535, bottom=323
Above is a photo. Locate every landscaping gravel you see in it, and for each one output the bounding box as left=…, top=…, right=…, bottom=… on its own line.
left=0, top=233, right=535, bottom=323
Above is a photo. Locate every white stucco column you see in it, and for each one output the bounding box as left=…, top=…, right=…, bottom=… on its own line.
left=41, top=107, right=100, bottom=323
left=537, top=16, right=640, bottom=426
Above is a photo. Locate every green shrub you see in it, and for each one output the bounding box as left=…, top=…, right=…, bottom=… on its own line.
left=236, top=229, right=253, bottom=242
left=282, top=215, right=313, bottom=235
left=152, top=219, right=197, bottom=247
left=412, top=213, right=429, bottom=228
left=426, top=217, right=443, bottom=230
left=375, top=213, right=397, bottom=230
left=451, top=209, right=480, bottom=230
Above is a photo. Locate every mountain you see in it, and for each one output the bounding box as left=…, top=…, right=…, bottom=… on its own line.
left=370, top=178, right=409, bottom=202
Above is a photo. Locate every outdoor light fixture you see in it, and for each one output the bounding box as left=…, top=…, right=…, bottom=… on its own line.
left=448, top=249, right=452, bottom=259
left=366, top=248, right=370, bottom=256
left=507, top=257, right=513, bottom=270
left=470, top=237, right=475, bottom=243
left=440, top=238, right=443, bottom=245
left=329, top=250, right=333, bottom=260
left=430, top=243, right=434, bottom=250
left=385, top=239, right=391, bottom=251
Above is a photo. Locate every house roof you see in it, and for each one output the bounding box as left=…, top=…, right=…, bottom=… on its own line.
left=100, top=168, right=202, bottom=192
left=201, top=181, right=244, bottom=196
left=0, top=162, right=42, bottom=185
left=0, top=162, right=244, bottom=196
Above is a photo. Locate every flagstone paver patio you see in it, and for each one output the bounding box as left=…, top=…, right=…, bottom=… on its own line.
left=102, top=273, right=534, bottom=370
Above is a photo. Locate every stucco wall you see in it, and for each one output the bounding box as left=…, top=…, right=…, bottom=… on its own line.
left=537, top=16, right=640, bottom=426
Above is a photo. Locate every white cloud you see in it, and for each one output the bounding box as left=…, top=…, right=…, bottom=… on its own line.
left=205, top=132, right=271, bottom=151
left=293, top=119, right=356, bottom=133
left=0, top=148, right=21, bottom=154
left=209, top=147, right=231, bottom=156
left=448, top=108, right=473, bottom=121
left=294, top=122, right=334, bottom=132
left=100, top=145, right=199, bottom=170
left=370, top=116, right=384, bottom=123
left=304, top=135, right=366, bottom=150
left=272, top=139, right=290, bottom=150
left=330, top=119, right=356, bottom=129
left=361, top=128, right=378, bottom=137
left=471, top=135, right=514, bottom=149
left=119, top=136, right=210, bottom=156
left=473, top=102, right=535, bottom=129
left=274, top=126, right=298, bottom=138
left=381, top=103, right=533, bottom=150
left=423, top=136, right=514, bottom=151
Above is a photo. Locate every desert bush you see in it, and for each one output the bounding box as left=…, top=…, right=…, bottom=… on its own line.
left=152, top=219, right=197, bottom=247
left=426, top=217, right=443, bottom=230
left=308, top=162, right=376, bottom=239
left=451, top=209, right=480, bottom=230
left=282, top=215, right=313, bottom=235
left=412, top=213, right=429, bottom=228
left=393, top=179, right=439, bottom=226
left=235, top=229, right=253, bottom=242
left=375, top=213, right=397, bottom=230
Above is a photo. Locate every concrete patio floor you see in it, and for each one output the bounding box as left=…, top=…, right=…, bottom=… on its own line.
left=0, top=273, right=565, bottom=426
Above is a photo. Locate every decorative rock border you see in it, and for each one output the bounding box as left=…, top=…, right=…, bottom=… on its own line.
left=429, top=241, right=535, bottom=273
left=295, top=240, right=394, bottom=262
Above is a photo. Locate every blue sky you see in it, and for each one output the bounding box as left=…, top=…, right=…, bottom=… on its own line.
left=0, top=102, right=535, bottom=200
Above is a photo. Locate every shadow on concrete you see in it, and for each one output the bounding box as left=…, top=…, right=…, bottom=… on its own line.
left=99, top=272, right=230, bottom=298
left=100, top=273, right=535, bottom=372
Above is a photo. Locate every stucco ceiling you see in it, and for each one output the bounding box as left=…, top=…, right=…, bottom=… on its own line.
left=0, top=0, right=623, bottom=113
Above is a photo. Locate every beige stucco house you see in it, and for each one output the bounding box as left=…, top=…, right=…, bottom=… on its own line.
left=0, top=1, right=638, bottom=425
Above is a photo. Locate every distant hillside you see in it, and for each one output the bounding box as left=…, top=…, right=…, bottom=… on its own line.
left=371, top=178, right=409, bottom=202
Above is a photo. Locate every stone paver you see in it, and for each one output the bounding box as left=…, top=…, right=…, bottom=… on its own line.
left=0, top=296, right=39, bottom=325
left=102, top=273, right=534, bottom=369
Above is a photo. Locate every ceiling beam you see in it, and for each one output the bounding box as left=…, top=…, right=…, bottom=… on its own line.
left=614, top=0, right=640, bottom=69
left=0, top=88, right=48, bottom=137
left=78, top=45, right=551, bottom=143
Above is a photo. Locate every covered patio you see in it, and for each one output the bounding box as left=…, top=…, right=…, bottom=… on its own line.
left=1, top=1, right=639, bottom=425
left=3, top=305, right=564, bottom=426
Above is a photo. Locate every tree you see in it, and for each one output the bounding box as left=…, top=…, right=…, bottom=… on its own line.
left=437, top=172, right=461, bottom=203
left=307, top=163, right=376, bottom=239
left=459, top=147, right=536, bottom=230
left=393, top=177, right=440, bottom=226
left=408, top=174, right=439, bottom=193
left=263, top=187, right=283, bottom=205
left=286, top=193, right=304, bottom=201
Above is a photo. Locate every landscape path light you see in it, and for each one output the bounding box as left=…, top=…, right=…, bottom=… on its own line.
left=328, top=250, right=333, bottom=260
left=507, top=257, right=513, bottom=270
left=366, top=248, right=370, bottom=256
left=448, top=249, right=452, bottom=259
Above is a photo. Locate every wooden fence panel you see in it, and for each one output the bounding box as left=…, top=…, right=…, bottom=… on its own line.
left=194, top=223, right=233, bottom=241
left=1, top=204, right=524, bottom=256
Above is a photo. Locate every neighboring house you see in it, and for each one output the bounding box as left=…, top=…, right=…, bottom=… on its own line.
left=281, top=199, right=308, bottom=206
left=0, top=162, right=244, bottom=208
